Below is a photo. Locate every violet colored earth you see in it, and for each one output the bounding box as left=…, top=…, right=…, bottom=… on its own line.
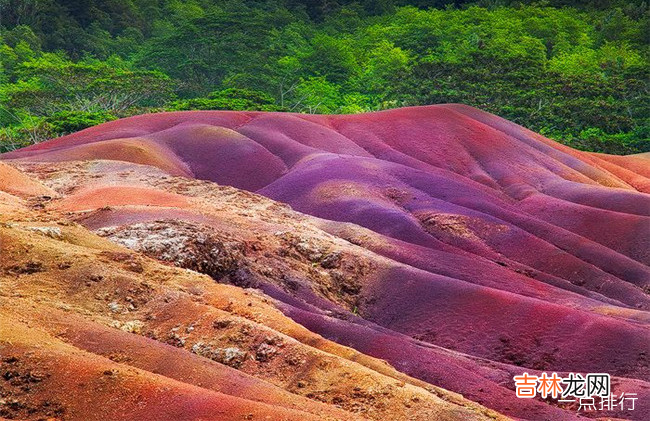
left=3, top=104, right=649, bottom=420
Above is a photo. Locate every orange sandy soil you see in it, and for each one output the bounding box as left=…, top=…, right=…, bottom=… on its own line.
left=0, top=161, right=504, bottom=421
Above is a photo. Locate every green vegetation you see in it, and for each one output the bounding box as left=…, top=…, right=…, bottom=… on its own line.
left=1, top=1, right=648, bottom=154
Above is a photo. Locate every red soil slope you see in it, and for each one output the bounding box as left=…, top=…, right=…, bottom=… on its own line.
left=2, top=105, right=648, bottom=420
left=0, top=174, right=501, bottom=421
left=0, top=161, right=55, bottom=198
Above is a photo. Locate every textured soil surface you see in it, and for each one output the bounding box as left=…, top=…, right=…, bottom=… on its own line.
left=1, top=104, right=648, bottom=420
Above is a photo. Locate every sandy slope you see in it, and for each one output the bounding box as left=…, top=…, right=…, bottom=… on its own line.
left=1, top=105, right=648, bottom=420
left=0, top=162, right=501, bottom=421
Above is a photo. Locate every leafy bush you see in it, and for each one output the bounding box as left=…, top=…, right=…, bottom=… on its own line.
left=45, top=111, right=117, bottom=135
left=169, top=89, right=282, bottom=111
left=0, top=118, right=53, bottom=153
left=0, top=1, right=648, bottom=154
left=545, top=127, right=650, bottom=155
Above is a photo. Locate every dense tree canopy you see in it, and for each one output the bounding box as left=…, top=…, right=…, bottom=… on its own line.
left=1, top=0, right=648, bottom=154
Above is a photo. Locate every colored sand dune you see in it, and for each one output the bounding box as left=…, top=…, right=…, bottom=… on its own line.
left=1, top=105, right=648, bottom=420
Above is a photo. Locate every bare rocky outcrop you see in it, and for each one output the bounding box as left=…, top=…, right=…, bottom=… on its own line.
left=97, top=220, right=241, bottom=280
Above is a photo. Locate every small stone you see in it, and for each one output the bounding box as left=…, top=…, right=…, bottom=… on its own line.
left=212, top=319, right=232, bottom=329
left=255, top=342, right=278, bottom=362
left=120, top=320, right=144, bottom=334
left=108, top=302, right=121, bottom=313
left=320, top=252, right=342, bottom=269
left=26, top=226, right=62, bottom=239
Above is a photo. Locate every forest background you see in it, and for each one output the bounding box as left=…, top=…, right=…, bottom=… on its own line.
left=0, top=0, right=648, bottom=154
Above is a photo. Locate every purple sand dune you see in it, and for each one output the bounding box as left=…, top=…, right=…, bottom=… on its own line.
left=3, top=104, right=649, bottom=420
